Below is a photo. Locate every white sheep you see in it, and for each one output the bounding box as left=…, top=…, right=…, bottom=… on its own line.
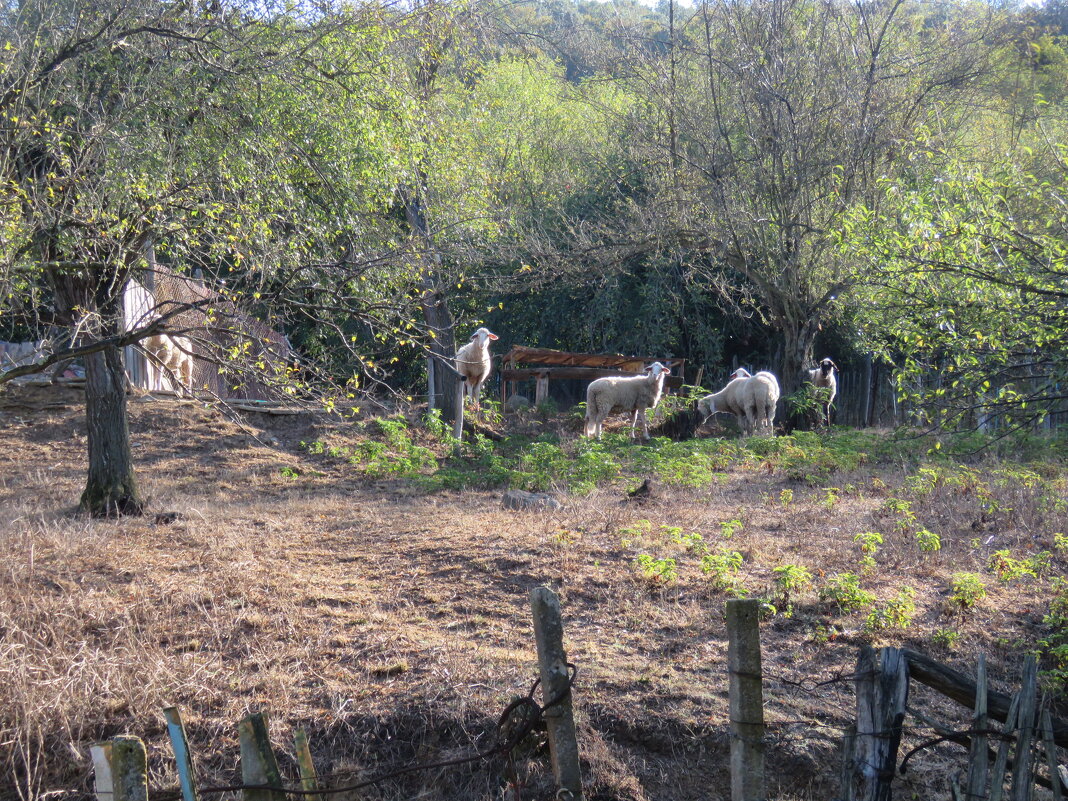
left=142, top=333, right=194, bottom=396
left=698, top=369, right=780, bottom=435
left=584, top=361, right=670, bottom=440
left=806, top=358, right=838, bottom=426
left=454, top=327, right=498, bottom=412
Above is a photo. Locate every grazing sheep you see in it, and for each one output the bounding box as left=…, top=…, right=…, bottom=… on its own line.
left=142, top=333, right=194, bottom=396
left=806, top=358, right=838, bottom=426
left=584, top=361, right=670, bottom=440
left=454, top=327, right=498, bottom=412
left=698, top=369, right=780, bottom=435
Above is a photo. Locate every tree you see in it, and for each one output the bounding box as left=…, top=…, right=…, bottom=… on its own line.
left=0, top=0, right=429, bottom=514
left=581, top=0, right=996, bottom=391
left=843, top=138, right=1068, bottom=431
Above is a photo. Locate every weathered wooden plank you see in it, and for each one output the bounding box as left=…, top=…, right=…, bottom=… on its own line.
left=293, top=729, right=322, bottom=801
left=1009, top=656, right=1037, bottom=801
left=902, top=650, right=1068, bottom=750
left=965, top=655, right=990, bottom=801
left=164, top=707, right=200, bottom=801
left=989, top=692, right=1021, bottom=801
left=1041, top=710, right=1063, bottom=801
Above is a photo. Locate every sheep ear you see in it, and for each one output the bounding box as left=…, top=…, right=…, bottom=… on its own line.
left=488, top=333, right=498, bottom=340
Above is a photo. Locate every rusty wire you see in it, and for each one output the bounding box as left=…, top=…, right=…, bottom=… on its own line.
left=188, top=663, right=577, bottom=798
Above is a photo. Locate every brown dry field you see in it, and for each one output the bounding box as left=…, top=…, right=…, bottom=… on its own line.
left=1, top=384, right=1065, bottom=801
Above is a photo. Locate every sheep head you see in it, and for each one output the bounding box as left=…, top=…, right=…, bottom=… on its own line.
left=470, top=327, right=499, bottom=346
left=818, top=358, right=837, bottom=376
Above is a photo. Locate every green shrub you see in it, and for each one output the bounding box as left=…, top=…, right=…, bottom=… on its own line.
left=701, top=548, right=744, bottom=593
left=865, top=586, right=917, bottom=631
left=949, top=573, right=987, bottom=612
left=1040, top=577, right=1068, bottom=697
left=914, top=528, right=942, bottom=553
left=635, top=554, right=678, bottom=585
left=772, top=564, right=813, bottom=616
left=819, top=573, right=876, bottom=614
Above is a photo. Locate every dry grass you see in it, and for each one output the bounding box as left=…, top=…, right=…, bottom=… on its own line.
left=1, top=385, right=1065, bottom=801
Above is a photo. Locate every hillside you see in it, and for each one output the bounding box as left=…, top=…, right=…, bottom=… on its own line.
left=2, top=385, right=1066, bottom=800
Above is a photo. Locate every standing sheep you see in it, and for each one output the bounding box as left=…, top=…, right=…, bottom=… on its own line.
left=142, top=334, right=194, bottom=396
left=454, top=327, right=498, bottom=412
left=698, top=369, right=780, bottom=435
left=584, top=362, right=670, bottom=440
left=806, top=358, right=838, bottom=426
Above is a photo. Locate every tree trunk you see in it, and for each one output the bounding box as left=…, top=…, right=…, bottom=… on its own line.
left=778, top=319, right=819, bottom=397
left=80, top=341, right=142, bottom=516
left=50, top=266, right=143, bottom=516
left=402, top=188, right=459, bottom=423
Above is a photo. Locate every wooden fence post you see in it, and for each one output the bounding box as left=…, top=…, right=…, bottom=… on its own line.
left=1040, top=710, right=1063, bottom=801
left=238, top=712, right=286, bottom=801
left=989, top=693, right=1021, bottom=801
left=164, top=707, right=199, bottom=801
left=92, top=736, right=148, bottom=801
left=453, top=379, right=464, bottom=453
left=530, top=586, right=583, bottom=801
left=726, top=598, right=765, bottom=801
left=293, top=729, right=322, bottom=801
left=853, top=647, right=909, bottom=801
left=1009, top=656, right=1037, bottom=801
left=965, top=655, right=989, bottom=801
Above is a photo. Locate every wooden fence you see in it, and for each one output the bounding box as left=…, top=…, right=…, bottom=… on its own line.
left=87, top=597, right=1066, bottom=801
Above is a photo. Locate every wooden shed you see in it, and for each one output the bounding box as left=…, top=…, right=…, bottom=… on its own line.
left=123, top=266, right=294, bottom=400
left=499, top=346, right=685, bottom=407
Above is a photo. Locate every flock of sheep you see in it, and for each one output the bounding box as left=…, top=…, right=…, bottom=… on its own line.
left=137, top=323, right=839, bottom=437
left=454, top=327, right=840, bottom=439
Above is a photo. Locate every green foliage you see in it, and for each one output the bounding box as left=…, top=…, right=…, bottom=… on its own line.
left=818, top=573, right=876, bottom=615
left=701, top=548, right=745, bottom=594
left=618, top=519, right=653, bottom=546
left=635, top=554, right=678, bottom=585
left=719, top=518, right=744, bottom=539
left=987, top=550, right=1051, bottom=583
left=1039, top=577, right=1068, bottom=697
left=914, top=529, right=942, bottom=553
left=853, top=531, right=884, bottom=572
left=771, top=564, right=813, bottom=616
left=949, top=573, right=988, bottom=613
left=932, top=628, right=962, bottom=650
left=865, top=587, right=917, bottom=632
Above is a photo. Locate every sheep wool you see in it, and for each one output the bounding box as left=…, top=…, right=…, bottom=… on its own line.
left=584, top=362, right=670, bottom=440
left=699, top=369, right=780, bottom=436
left=454, top=327, right=499, bottom=412
left=143, top=334, right=194, bottom=395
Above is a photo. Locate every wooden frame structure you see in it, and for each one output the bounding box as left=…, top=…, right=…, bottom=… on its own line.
left=499, top=346, right=685, bottom=407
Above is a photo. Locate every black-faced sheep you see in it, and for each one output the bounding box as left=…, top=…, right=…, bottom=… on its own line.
left=699, top=369, right=780, bottom=435
left=807, top=358, right=838, bottom=426
left=454, top=327, right=498, bottom=412
left=584, top=362, right=670, bottom=440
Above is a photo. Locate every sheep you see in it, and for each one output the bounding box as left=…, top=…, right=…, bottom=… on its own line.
left=454, top=326, right=498, bottom=412
left=698, top=369, right=780, bottom=436
left=142, top=333, right=194, bottom=396
left=584, top=361, right=670, bottom=440
left=806, top=358, right=838, bottom=426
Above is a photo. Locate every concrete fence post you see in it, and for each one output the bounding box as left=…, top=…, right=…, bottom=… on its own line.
left=531, top=586, right=583, bottom=800
left=238, top=712, right=286, bottom=801
left=726, top=598, right=766, bottom=801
